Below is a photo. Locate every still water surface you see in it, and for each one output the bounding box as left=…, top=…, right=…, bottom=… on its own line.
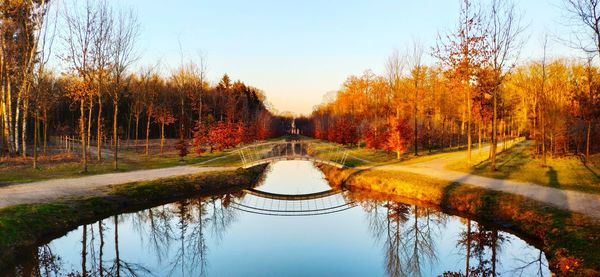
left=12, top=161, right=551, bottom=276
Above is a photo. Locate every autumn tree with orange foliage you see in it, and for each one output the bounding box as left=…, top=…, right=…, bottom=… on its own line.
left=384, top=111, right=412, bottom=159
left=64, top=79, right=95, bottom=172
left=433, top=0, right=488, bottom=166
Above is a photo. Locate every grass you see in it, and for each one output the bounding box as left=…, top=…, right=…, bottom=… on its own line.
left=0, top=165, right=265, bottom=269
left=0, top=148, right=240, bottom=184
left=302, top=137, right=400, bottom=167
left=447, top=140, right=600, bottom=194
left=320, top=165, right=600, bottom=275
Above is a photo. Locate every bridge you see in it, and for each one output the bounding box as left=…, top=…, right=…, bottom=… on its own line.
left=237, top=141, right=349, bottom=169
left=230, top=188, right=356, bottom=216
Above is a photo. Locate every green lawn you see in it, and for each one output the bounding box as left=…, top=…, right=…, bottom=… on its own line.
left=448, top=140, right=600, bottom=194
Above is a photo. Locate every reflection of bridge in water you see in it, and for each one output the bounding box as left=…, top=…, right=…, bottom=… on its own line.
left=237, top=141, right=349, bottom=169
left=231, top=188, right=356, bottom=216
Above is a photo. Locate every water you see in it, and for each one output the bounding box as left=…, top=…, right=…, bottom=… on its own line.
left=8, top=161, right=551, bottom=276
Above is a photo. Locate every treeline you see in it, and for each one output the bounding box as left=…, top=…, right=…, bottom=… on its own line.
left=307, top=62, right=599, bottom=157
left=0, top=0, right=288, bottom=171
left=304, top=0, right=600, bottom=168
left=37, top=71, right=288, bottom=151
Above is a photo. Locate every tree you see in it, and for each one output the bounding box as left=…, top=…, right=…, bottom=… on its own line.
left=408, top=39, right=426, bottom=156
left=563, top=0, right=600, bottom=163
left=64, top=78, right=94, bottom=172
left=486, top=0, right=524, bottom=171
left=144, top=71, right=160, bottom=155
left=434, top=0, right=488, bottom=166
left=109, top=8, right=139, bottom=169
left=1, top=0, right=51, bottom=157
left=175, top=135, right=188, bottom=161
left=385, top=109, right=412, bottom=159
left=153, top=106, right=176, bottom=155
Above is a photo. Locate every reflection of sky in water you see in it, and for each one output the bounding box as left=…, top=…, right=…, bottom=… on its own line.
left=253, top=161, right=331, bottom=194
left=16, top=161, right=551, bottom=276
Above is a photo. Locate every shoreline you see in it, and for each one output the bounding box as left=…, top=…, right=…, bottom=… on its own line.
left=0, top=165, right=267, bottom=270
left=319, top=164, right=600, bottom=276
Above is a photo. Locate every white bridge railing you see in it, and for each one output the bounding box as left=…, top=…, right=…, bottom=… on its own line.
left=237, top=141, right=349, bottom=169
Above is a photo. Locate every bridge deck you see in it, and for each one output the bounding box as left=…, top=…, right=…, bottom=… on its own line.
left=238, top=141, right=348, bottom=169
left=241, top=155, right=345, bottom=169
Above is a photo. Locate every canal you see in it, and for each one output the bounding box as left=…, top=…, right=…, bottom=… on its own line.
left=9, top=161, right=551, bottom=276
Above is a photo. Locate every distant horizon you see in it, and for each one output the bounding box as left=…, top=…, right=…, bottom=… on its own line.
left=48, top=0, right=581, bottom=116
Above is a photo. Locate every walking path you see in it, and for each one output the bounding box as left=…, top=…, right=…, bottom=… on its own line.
left=368, top=146, right=600, bottom=220
left=0, top=166, right=235, bottom=209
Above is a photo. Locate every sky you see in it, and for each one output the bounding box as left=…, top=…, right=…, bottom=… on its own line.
left=58, top=0, right=581, bottom=115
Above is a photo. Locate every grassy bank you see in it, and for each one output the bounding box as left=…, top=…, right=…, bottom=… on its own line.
left=0, top=149, right=241, bottom=184
left=0, top=165, right=266, bottom=268
left=447, top=141, right=600, bottom=194
left=320, top=165, right=600, bottom=276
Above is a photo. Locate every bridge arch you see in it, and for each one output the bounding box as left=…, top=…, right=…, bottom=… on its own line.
left=237, top=141, right=349, bottom=169
left=230, top=188, right=355, bottom=216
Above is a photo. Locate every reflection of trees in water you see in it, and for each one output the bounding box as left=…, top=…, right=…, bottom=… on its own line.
left=444, top=221, right=507, bottom=277
left=13, top=194, right=238, bottom=276
left=168, top=195, right=238, bottom=276
left=403, top=206, right=445, bottom=277
left=364, top=199, right=447, bottom=277
left=9, top=246, right=62, bottom=276
left=510, top=249, right=547, bottom=277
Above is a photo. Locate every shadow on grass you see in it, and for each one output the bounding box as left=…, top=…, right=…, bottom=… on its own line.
left=546, top=167, right=560, bottom=188
left=469, top=147, right=531, bottom=181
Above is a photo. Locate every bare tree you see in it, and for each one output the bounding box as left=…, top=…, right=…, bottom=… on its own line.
left=563, top=0, right=600, bottom=56
left=408, top=39, right=425, bottom=156
left=92, top=0, right=112, bottom=162
left=486, top=0, right=525, bottom=171
left=563, top=0, right=600, bottom=163
left=61, top=0, right=96, bottom=172
left=32, top=0, right=59, bottom=168
left=110, top=8, right=139, bottom=169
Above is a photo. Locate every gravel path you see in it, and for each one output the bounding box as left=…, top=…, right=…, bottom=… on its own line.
left=0, top=166, right=235, bottom=209
left=370, top=147, right=600, bottom=220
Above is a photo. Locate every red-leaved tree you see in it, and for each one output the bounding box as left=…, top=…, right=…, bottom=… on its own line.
left=384, top=115, right=412, bottom=159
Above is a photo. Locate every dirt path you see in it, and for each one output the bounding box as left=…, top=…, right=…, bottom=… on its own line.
left=0, top=166, right=236, bottom=209
left=368, top=147, right=600, bottom=219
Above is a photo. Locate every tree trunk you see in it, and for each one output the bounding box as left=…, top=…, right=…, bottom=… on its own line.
left=113, top=101, right=118, bottom=170
left=21, top=98, right=28, bottom=158
left=145, top=114, right=151, bottom=156
left=114, top=215, right=120, bottom=277
left=33, top=111, right=38, bottom=169
left=97, top=95, right=102, bottom=161
left=160, top=122, right=165, bottom=155
left=126, top=111, right=132, bottom=146
left=82, top=225, right=87, bottom=277
left=43, top=109, right=47, bottom=156
left=80, top=99, right=87, bottom=173
left=467, top=86, right=472, bottom=166
left=99, top=220, right=104, bottom=276
left=87, top=97, right=93, bottom=156
left=0, top=47, right=4, bottom=155
left=492, top=229, right=498, bottom=276
left=466, top=219, right=472, bottom=276
left=542, top=109, right=547, bottom=166
left=5, top=78, right=14, bottom=155
left=14, top=93, right=21, bottom=155
left=586, top=120, right=591, bottom=163
left=478, top=121, right=482, bottom=157
left=135, top=115, right=139, bottom=145
left=414, top=90, right=418, bottom=156
left=491, top=88, right=498, bottom=171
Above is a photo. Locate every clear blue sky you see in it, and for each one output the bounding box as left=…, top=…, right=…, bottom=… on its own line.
left=98, top=0, right=577, bottom=115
